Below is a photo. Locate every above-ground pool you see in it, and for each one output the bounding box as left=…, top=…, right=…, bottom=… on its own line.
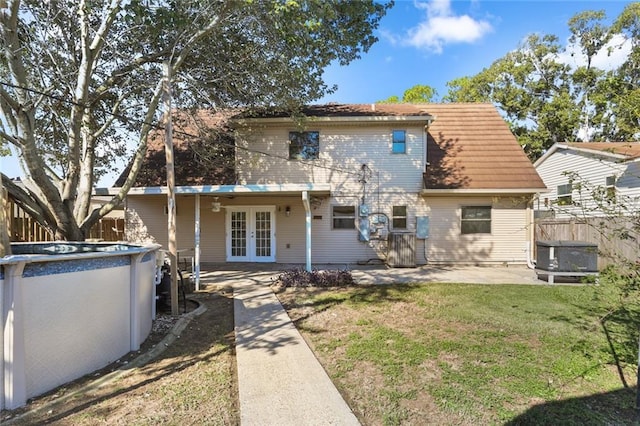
left=1, top=242, right=162, bottom=410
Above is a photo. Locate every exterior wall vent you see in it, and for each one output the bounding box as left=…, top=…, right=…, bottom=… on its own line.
left=387, top=232, right=416, bottom=268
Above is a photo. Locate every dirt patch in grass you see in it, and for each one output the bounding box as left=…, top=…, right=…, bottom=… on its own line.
left=1, top=287, right=238, bottom=426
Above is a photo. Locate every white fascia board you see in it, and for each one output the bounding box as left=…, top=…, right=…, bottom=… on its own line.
left=421, top=188, right=547, bottom=196
left=96, top=183, right=332, bottom=196
left=533, top=143, right=564, bottom=168
left=566, top=146, right=628, bottom=161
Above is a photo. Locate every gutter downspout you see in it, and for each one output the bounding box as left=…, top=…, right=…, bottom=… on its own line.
left=302, top=191, right=312, bottom=272
left=526, top=195, right=536, bottom=269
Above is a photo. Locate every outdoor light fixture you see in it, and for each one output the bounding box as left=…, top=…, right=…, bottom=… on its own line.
left=211, top=197, right=221, bottom=212
left=285, top=206, right=291, bottom=217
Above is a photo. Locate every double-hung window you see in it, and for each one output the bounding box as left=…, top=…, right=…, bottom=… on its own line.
left=289, top=131, right=319, bottom=160
left=392, top=130, right=406, bottom=154
left=557, top=183, right=572, bottom=206
left=461, top=206, right=491, bottom=234
left=332, top=206, right=356, bottom=229
left=392, top=205, right=407, bottom=229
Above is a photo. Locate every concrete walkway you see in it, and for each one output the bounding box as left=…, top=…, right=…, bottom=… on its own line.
left=233, top=277, right=360, bottom=425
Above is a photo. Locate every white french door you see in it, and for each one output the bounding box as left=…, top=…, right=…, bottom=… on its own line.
left=226, top=206, right=276, bottom=262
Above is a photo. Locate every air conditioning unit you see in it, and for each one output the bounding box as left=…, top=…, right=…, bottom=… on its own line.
left=387, top=232, right=416, bottom=268
left=536, top=240, right=597, bottom=272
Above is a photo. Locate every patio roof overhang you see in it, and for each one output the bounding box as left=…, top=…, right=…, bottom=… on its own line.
left=95, top=183, right=332, bottom=197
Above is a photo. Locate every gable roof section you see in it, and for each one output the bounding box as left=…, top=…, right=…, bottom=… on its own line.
left=423, top=103, right=546, bottom=191
left=534, top=142, right=640, bottom=168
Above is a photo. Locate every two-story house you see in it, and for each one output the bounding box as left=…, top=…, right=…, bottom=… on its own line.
left=109, top=103, right=545, bottom=277
left=534, top=142, right=640, bottom=218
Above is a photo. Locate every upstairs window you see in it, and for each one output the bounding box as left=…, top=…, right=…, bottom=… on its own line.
left=392, top=205, right=407, bottom=229
left=332, top=205, right=356, bottom=229
left=557, top=183, right=572, bottom=206
left=461, top=206, right=491, bottom=234
left=289, top=131, right=319, bottom=160
left=392, top=130, right=406, bottom=154
left=605, top=175, right=616, bottom=200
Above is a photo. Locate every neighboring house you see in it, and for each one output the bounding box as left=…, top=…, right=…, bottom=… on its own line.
left=534, top=142, right=640, bottom=218
left=106, top=103, right=545, bottom=271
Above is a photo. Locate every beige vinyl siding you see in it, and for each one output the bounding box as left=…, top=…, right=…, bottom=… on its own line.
left=125, top=195, right=225, bottom=262
left=535, top=149, right=630, bottom=217
left=305, top=194, right=430, bottom=264
left=127, top=195, right=312, bottom=263
left=236, top=124, right=425, bottom=194
left=426, top=196, right=530, bottom=264
left=126, top=192, right=433, bottom=265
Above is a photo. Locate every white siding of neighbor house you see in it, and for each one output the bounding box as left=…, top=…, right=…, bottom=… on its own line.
left=425, top=196, right=531, bottom=264
left=235, top=123, right=425, bottom=194
left=535, top=149, right=640, bottom=218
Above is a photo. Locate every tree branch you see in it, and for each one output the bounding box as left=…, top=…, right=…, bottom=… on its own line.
left=80, top=78, right=165, bottom=233
left=1, top=173, right=58, bottom=234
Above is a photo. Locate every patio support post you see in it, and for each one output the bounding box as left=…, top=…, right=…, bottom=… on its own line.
left=194, top=194, right=201, bottom=291
left=302, top=191, right=312, bottom=272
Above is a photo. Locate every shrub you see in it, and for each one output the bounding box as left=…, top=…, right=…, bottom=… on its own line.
left=273, top=268, right=355, bottom=288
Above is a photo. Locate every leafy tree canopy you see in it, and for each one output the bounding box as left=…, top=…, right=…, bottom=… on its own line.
left=444, top=4, right=639, bottom=160
left=378, top=84, right=438, bottom=103
left=0, top=0, right=390, bottom=241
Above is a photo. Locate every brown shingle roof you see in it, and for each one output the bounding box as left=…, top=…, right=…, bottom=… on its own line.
left=238, top=103, right=434, bottom=118
left=118, top=103, right=545, bottom=192
left=566, top=142, right=640, bottom=160
left=423, top=103, right=546, bottom=190
left=114, top=110, right=236, bottom=187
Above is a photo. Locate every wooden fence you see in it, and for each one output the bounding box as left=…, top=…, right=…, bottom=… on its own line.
left=7, top=197, right=125, bottom=242
left=535, top=217, right=640, bottom=269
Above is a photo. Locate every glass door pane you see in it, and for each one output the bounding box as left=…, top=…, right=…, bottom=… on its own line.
left=254, top=210, right=272, bottom=258
left=230, top=211, right=247, bottom=257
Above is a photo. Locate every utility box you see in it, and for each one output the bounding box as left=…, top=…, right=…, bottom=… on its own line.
left=536, top=240, right=598, bottom=272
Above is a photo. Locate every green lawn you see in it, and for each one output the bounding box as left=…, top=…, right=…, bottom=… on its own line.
left=278, top=283, right=639, bottom=425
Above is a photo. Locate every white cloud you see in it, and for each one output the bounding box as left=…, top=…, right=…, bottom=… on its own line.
left=405, top=0, right=493, bottom=53
left=379, top=28, right=400, bottom=46
left=557, top=33, right=632, bottom=71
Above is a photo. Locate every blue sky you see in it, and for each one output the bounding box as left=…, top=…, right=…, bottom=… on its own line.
left=1, top=0, right=632, bottom=185
left=320, top=0, right=631, bottom=103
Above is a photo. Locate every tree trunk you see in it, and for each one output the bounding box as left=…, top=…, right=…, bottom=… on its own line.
left=163, top=61, right=179, bottom=316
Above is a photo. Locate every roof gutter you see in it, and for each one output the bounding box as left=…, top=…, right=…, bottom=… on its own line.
left=95, top=183, right=332, bottom=197
left=421, top=188, right=547, bottom=196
